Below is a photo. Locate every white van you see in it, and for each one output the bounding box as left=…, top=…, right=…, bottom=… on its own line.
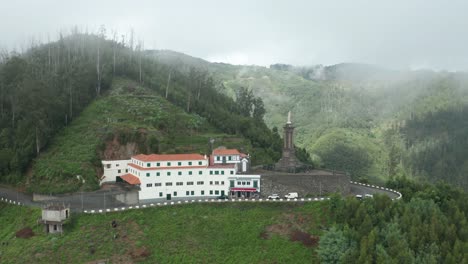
left=284, top=192, right=299, bottom=199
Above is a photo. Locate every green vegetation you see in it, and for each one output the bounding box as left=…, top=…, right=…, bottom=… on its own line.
left=318, top=178, right=468, bottom=263
left=0, top=32, right=281, bottom=193
left=0, top=202, right=329, bottom=263
left=29, top=78, right=250, bottom=194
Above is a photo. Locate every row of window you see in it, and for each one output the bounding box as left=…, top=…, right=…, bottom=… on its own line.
left=138, top=161, right=204, bottom=168
left=215, top=155, right=237, bottom=161
left=145, top=181, right=225, bottom=187
left=143, top=170, right=234, bottom=177
left=156, top=190, right=225, bottom=197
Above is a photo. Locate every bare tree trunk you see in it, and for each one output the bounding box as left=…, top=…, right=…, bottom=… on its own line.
left=112, top=31, right=117, bottom=75
left=165, top=72, right=171, bottom=99
left=96, top=44, right=101, bottom=96
left=36, top=126, right=40, bottom=154
left=186, top=93, right=191, bottom=112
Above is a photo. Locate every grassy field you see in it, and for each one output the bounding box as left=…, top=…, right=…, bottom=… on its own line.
left=28, top=78, right=251, bottom=194
left=0, top=201, right=330, bottom=263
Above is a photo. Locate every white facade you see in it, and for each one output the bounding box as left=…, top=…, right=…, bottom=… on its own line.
left=101, top=151, right=261, bottom=201
left=212, top=148, right=250, bottom=173
left=101, top=160, right=131, bottom=184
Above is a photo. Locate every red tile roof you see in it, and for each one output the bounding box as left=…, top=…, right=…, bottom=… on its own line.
left=133, top=153, right=206, bottom=162
left=213, top=149, right=241, bottom=155
left=128, top=163, right=207, bottom=171
left=120, top=174, right=141, bottom=185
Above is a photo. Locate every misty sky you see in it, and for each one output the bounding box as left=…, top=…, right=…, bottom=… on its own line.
left=1, top=0, right=468, bottom=70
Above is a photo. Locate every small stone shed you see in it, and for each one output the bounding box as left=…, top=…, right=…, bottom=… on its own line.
left=41, top=203, right=70, bottom=234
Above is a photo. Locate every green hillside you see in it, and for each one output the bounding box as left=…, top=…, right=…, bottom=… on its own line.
left=0, top=202, right=328, bottom=263
left=1, top=178, right=467, bottom=263
left=28, top=78, right=251, bottom=194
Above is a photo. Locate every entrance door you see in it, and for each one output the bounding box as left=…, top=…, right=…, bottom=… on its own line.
left=221, top=190, right=225, bottom=196
left=166, top=194, right=171, bottom=200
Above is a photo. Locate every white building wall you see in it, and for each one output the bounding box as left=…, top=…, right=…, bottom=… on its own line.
left=137, top=167, right=234, bottom=200
left=101, top=160, right=131, bottom=184
left=213, top=155, right=240, bottom=164
left=228, top=174, right=261, bottom=193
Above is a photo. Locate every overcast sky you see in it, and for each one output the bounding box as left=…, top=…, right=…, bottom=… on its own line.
left=1, top=0, right=468, bottom=70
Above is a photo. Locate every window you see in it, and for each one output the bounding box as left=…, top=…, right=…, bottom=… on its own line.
left=191, top=191, right=194, bottom=195
left=198, top=171, right=202, bottom=175
left=216, top=156, right=220, bottom=161
left=167, top=172, right=171, bottom=176
left=187, top=182, right=194, bottom=185
left=209, top=190, right=213, bottom=195
left=126, top=169, right=128, bottom=173
left=116, top=164, right=120, bottom=167
left=189, top=171, right=192, bottom=175
left=242, top=181, right=246, bottom=185
left=188, top=161, right=192, bottom=165
left=230, top=171, right=234, bottom=175
left=247, top=181, right=250, bottom=185
left=215, top=171, right=219, bottom=175
left=155, top=183, right=162, bottom=187
left=106, top=164, right=111, bottom=169
left=215, top=181, right=219, bottom=185
left=167, top=162, right=171, bottom=166
left=146, top=173, right=150, bottom=177
left=201, top=190, right=205, bottom=195
left=221, top=171, right=224, bottom=175
left=197, top=181, right=204, bottom=185
left=253, top=181, right=258, bottom=188
left=146, top=183, right=152, bottom=187
left=173, top=192, right=177, bottom=196
left=157, top=172, right=160, bottom=176
left=147, top=163, right=151, bottom=167
left=230, top=181, right=234, bottom=187
left=228, top=156, right=232, bottom=161
left=198, top=161, right=202, bottom=165
left=237, top=181, right=241, bottom=185
left=210, top=171, right=213, bottom=175
left=221, top=181, right=224, bottom=185
left=178, top=162, right=182, bottom=166
left=159, top=192, right=163, bottom=197
left=215, top=190, right=219, bottom=195
left=186, top=191, right=190, bottom=195
left=210, top=181, right=213, bottom=185
left=178, top=171, right=182, bottom=176
left=176, top=182, right=183, bottom=186
left=118, top=169, right=121, bottom=173
left=166, top=182, right=172, bottom=186
left=157, top=162, right=160, bottom=167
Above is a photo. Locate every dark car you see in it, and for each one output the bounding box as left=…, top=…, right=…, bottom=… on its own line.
left=217, top=194, right=229, bottom=200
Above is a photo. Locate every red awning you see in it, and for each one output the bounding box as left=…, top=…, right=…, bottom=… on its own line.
left=120, top=174, right=141, bottom=185
left=230, top=188, right=257, bottom=192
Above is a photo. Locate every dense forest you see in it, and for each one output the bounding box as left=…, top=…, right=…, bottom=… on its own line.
left=318, top=177, right=468, bottom=263
left=0, top=30, right=285, bottom=192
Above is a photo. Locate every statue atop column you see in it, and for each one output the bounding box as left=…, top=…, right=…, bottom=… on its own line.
left=275, top=111, right=302, bottom=172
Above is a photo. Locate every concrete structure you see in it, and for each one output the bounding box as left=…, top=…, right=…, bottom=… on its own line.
left=100, top=159, right=131, bottom=184
left=275, top=111, right=302, bottom=172
left=101, top=149, right=261, bottom=200
left=259, top=170, right=350, bottom=197
left=41, top=204, right=70, bottom=234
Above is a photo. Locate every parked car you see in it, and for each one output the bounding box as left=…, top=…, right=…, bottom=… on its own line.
left=217, top=194, right=229, bottom=200
left=364, top=194, right=374, bottom=198
left=355, top=194, right=363, bottom=200
left=267, top=194, right=280, bottom=199
left=284, top=192, right=299, bottom=199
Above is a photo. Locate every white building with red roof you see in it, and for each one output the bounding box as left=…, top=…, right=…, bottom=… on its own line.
left=101, top=149, right=260, bottom=201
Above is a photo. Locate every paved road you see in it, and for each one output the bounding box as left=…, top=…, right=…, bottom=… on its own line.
left=1, top=182, right=400, bottom=212
left=350, top=183, right=399, bottom=199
